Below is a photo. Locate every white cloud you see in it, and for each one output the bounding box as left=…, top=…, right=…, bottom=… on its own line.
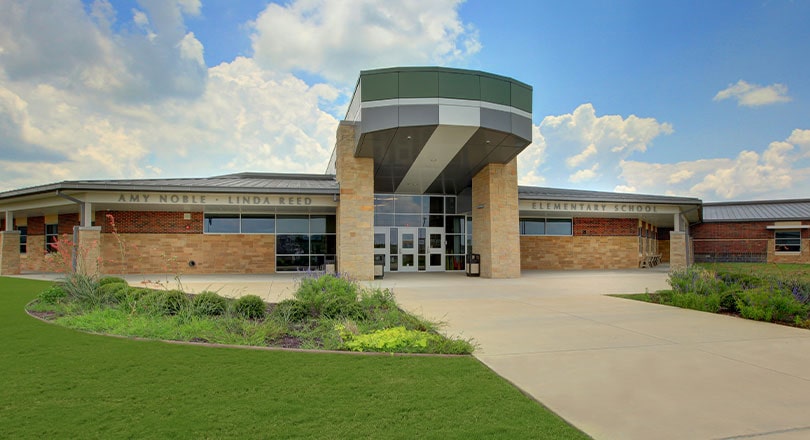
left=526, top=103, right=673, bottom=190
left=618, top=131, right=810, bottom=200
left=569, top=164, right=600, bottom=183
left=517, top=124, right=547, bottom=186
left=713, top=80, right=791, bottom=107
left=249, top=0, right=481, bottom=84
left=0, top=2, right=342, bottom=192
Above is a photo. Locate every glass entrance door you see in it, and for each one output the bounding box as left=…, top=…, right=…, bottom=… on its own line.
left=398, top=227, right=418, bottom=272
left=427, top=227, right=444, bottom=271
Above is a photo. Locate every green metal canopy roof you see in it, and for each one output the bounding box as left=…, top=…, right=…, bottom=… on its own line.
left=335, top=67, right=533, bottom=195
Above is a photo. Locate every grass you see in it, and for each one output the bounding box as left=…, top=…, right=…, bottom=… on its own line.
left=0, top=277, right=588, bottom=439
left=697, top=262, right=810, bottom=281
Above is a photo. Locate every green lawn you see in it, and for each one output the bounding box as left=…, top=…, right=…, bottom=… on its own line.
left=0, top=277, right=588, bottom=439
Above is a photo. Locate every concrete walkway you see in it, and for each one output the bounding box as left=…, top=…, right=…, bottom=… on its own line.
left=14, top=269, right=810, bottom=439
left=379, top=270, right=810, bottom=440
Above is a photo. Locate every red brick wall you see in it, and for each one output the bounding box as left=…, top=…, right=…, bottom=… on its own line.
left=691, top=222, right=773, bottom=240
left=691, top=221, right=810, bottom=263
left=573, top=218, right=637, bottom=236
left=98, top=211, right=203, bottom=234
left=27, top=216, right=45, bottom=235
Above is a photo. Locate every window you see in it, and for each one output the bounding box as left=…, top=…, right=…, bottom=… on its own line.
left=775, top=230, right=801, bottom=252
left=204, top=213, right=274, bottom=234
left=275, top=214, right=337, bottom=272
left=17, top=226, right=27, bottom=254
left=519, top=218, right=572, bottom=236
left=45, top=224, right=58, bottom=253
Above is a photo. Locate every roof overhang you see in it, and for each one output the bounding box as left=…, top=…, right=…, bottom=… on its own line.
left=343, top=67, right=533, bottom=194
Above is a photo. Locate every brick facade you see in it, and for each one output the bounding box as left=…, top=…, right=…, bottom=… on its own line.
left=99, top=233, right=276, bottom=274
left=520, top=235, right=639, bottom=270
left=99, top=211, right=203, bottom=234
left=0, top=231, right=21, bottom=275
left=472, top=159, right=520, bottom=278
left=692, top=221, right=809, bottom=264
left=334, top=122, right=375, bottom=280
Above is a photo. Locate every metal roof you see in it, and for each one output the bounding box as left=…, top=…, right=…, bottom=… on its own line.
left=703, top=199, right=810, bottom=221
left=518, top=186, right=702, bottom=205
left=0, top=172, right=339, bottom=200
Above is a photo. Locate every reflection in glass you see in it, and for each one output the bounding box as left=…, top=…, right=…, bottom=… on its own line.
left=402, top=254, right=414, bottom=267
left=374, top=233, right=386, bottom=249
left=402, top=233, right=414, bottom=249
left=205, top=214, right=239, bottom=233
left=276, top=235, right=309, bottom=254
left=276, top=215, right=310, bottom=233
left=241, top=215, right=275, bottom=233
left=395, top=195, right=423, bottom=213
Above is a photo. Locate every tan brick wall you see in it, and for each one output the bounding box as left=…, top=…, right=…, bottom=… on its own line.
left=520, top=235, right=639, bottom=270
left=670, top=231, right=687, bottom=271
left=75, top=227, right=101, bottom=277
left=472, top=159, right=520, bottom=278
left=334, top=122, right=375, bottom=280
left=0, top=231, right=21, bottom=275
left=658, top=240, right=671, bottom=263
left=99, top=233, right=276, bottom=275
left=767, top=238, right=810, bottom=264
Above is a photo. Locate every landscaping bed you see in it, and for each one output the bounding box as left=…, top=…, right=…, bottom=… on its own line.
left=27, top=272, right=475, bottom=355
left=615, top=263, right=810, bottom=328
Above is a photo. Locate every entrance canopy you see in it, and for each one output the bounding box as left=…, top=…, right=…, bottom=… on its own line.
left=329, top=67, right=533, bottom=195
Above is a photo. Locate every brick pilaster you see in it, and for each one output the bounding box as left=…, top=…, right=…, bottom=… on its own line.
left=472, top=159, right=520, bottom=278
left=335, top=122, right=375, bottom=280
left=0, top=231, right=21, bottom=275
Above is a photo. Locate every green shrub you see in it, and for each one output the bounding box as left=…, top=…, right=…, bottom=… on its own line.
left=192, top=291, right=227, bottom=317
left=99, top=276, right=127, bottom=286
left=164, top=290, right=190, bottom=315
left=294, top=273, right=365, bottom=320
left=667, top=266, right=728, bottom=296
left=271, top=299, right=308, bottom=322
left=137, top=290, right=170, bottom=316
left=59, top=273, right=103, bottom=307
left=669, top=291, right=723, bottom=313
left=233, top=295, right=266, bottom=320
left=38, top=285, right=67, bottom=305
left=736, top=287, right=809, bottom=323
left=343, top=326, right=433, bottom=353
left=98, top=282, right=129, bottom=303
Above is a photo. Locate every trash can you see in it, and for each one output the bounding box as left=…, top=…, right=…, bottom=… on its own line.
left=325, top=256, right=336, bottom=274
left=373, top=254, right=385, bottom=279
left=466, top=253, right=480, bottom=277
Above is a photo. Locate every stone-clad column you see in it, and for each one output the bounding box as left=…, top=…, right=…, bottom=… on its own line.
left=0, top=231, right=22, bottom=276
left=335, top=122, right=375, bottom=280
left=75, top=226, right=102, bottom=277
left=472, top=158, right=521, bottom=278
left=669, top=231, right=687, bottom=271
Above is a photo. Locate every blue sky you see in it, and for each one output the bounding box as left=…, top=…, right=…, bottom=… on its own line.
left=1, top=0, right=808, bottom=201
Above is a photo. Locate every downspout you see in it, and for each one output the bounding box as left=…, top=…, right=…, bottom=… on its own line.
left=55, top=190, right=85, bottom=272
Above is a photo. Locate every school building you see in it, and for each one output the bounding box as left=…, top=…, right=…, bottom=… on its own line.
left=1, top=67, right=802, bottom=280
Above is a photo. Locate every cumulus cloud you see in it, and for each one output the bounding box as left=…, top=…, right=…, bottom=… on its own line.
left=0, top=1, right=343, bottom=192
left=0, top=0, right=207, bottom=101
left=713, top=80, right=791, bottom=107
left=525, top=103, right=673, bottom=190
left=618, top=131, right=810, bottom=200
left=517, top=124, right=547, bottom=186
left=249, top=0, right=481, bottom=84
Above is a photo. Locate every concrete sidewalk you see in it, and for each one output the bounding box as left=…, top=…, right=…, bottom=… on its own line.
left=14, top=269, right=810, bottom=439
left=382, top=270, right=810, bottom=440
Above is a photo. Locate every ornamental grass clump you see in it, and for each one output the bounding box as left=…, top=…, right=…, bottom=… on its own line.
left=233, top=295, right=266, bottom=320
left=192, top=291, right=228, bottom=317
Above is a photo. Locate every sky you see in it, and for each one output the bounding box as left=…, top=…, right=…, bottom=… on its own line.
left=0, top=0, right=808, bottom=202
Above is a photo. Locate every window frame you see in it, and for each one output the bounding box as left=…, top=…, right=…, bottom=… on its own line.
left=17, top=225, right=27, bottom=254
left=45, top=224, right=58, bottom=253
left=519, top=218, right=573, bottom=236
left=774, top=229, right=802, bottom=253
